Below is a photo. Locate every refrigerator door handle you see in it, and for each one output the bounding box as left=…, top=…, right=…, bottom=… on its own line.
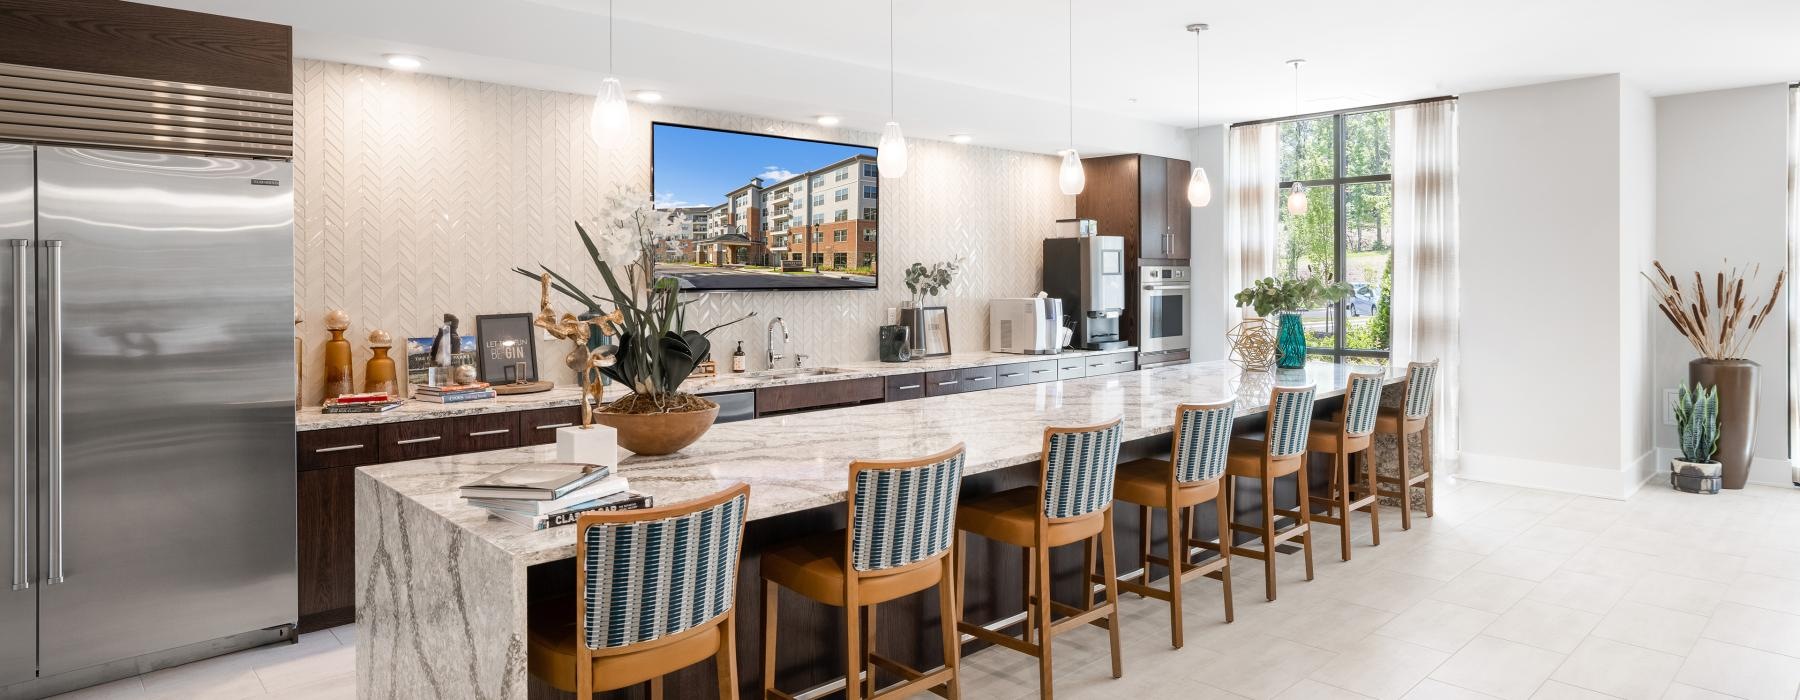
left=43, top=240, right=62, bottom=585
left=9, top=239, right=24, bottom=591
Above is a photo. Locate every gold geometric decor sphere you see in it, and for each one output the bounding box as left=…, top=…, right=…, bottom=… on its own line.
left=1227, top=317, right=1279, bottom=372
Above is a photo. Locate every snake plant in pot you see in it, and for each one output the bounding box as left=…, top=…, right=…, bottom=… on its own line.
left=514, top=188, right=754, bottom=455
left=1672, top=381, right=1721, bottom=494
left=1233, top=276, right=1354, bottom=369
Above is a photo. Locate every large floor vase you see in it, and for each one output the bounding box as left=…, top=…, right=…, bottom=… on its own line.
left=590, top=399, right=720, bottom=456
left=1689, top=358, right=1757, bottom=489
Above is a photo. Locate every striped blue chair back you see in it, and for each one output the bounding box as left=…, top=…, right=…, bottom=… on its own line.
left=849, top=448, right=966, bottom=572
left=1342, top=373, right=1386, bottom=436
left=1172, top=403, right=1235, bottom=483
left=1404, top=362, right=1438, bottom=420
left=581, top=489, right=748, bottom=650
left=1041, top=420, right=1124, bottom=520
left=1265, top=386, right=1317, bottom=457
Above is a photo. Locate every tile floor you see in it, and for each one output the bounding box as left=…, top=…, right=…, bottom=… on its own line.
left=47, top=476, right=1800, bottom=700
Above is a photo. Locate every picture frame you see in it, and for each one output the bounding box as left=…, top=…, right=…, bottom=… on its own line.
left=475, top=313, right=539, bottom=383
left=901, top=306, right=950, bottom=357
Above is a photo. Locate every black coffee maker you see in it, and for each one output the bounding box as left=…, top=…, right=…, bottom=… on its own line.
left=879, top=324, right=912, bottom=362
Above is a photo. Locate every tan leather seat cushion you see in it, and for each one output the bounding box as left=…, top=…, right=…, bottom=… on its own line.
left=1226, top=439, right=1304, bottom=478
left=957, top=486, right=1105, bottom=548
left=761, top=530, right=943, bottom=607
left=527, top=594, right=722, bottom=693
left=1113, top=458, right=1221, bottom=508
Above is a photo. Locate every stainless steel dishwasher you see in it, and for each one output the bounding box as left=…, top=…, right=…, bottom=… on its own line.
left=710, top=390, right=757, bottom=423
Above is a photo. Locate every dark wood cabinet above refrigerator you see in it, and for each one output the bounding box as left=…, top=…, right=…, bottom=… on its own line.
left=1075, top=153, right=1194, bottom=346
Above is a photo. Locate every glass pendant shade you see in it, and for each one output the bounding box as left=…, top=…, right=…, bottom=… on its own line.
left=877, top=121, right=909, bottom=178
left=589, top=77, right=630, bottom=149
left=1287, top=183, right=1308, bottom=215
left=1187, top=167, right=1212, bottom=207
left=1058, top=149, right=1085, bottom=195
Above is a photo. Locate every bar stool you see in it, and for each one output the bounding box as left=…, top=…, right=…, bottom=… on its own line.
left=527, top=483, right=751, bottom=699
left=1225, top=384, right=1318, bottom=601
left=1112, top=401, right=1237, bottom=649
left=760, top=444, right=966, bottom=700
left=1305, top=372, right=1387, bottom=561
left=1374, top=361, right=1440, bottom=529
left=956, top=420, right=1125, bottom=700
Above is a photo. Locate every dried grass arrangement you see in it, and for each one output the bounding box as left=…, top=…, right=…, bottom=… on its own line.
left=1644, top=260, right=1785, bottom=360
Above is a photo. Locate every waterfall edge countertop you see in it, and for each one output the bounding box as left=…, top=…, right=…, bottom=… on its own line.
left=357, top=359, right=1403, bottom=568
left=296, top=347, right=1135, bottom=431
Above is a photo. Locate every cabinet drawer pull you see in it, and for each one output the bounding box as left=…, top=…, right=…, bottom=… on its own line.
left=936, top=380, right=959, bottom=386
left=535, top=422, right=574, bottom=431
left=395, top=436, right=441, bottom=445
left=999, top=372, right=1022, bottom=378
left=313, top=444, right=365, bottom=454
left=968, top=376, right=991, bottom=382
left=1032, top=369, right=1053, bottom=374
left=1116, top=360, right=1132, bottom=365
left=895, top=384, right=921, bottom=391
left=468, top=429, right=510, bottom=437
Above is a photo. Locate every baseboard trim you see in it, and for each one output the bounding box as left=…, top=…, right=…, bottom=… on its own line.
left=1651, top=447, right=1796, bottom=489
left=1455, top=450, right=1654, bottom=500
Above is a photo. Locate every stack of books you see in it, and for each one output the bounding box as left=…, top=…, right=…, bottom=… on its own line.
left=322, top=392, right=403, bottom=414
left=414, top=382, right=495, bottom=403
left=461, top=462, right=652, bottom=530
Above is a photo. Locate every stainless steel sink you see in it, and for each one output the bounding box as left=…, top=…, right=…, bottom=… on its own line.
left=756, top=367, right=849, bottom=378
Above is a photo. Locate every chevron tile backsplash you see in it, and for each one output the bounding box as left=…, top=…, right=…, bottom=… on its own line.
left=293, top=60, right=1072, bottom=405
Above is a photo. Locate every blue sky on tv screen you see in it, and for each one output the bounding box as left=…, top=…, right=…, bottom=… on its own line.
left=652, top=123, right=875, bottom=210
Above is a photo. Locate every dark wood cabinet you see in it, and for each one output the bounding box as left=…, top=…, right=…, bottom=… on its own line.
left=519, top=406, right=585, bottom=445
left=997, top=359, right=1059, bottom=388
left=1076, top=153, right=1194, bottom=346
left=376, top=420, right=452, bottom=463
left=296, top=425, right=378, bottom=471
left=452, top=413, right=521, bottom=453
left=957, top=365, right=998, bottom=392
left=296, top=466, right=355, bottom=632
left=0, top=0, right=293, bottom=93
left=755, top=377, right=884, bottom=416
left=884, top=373, right=926, bottom=402
left=924, top=369, right=964, bottom=397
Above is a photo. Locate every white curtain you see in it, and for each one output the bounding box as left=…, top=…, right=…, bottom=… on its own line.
left=1225, top=123, right=1279, bottom=323
left=1392, top=99, right=1461, bottom=461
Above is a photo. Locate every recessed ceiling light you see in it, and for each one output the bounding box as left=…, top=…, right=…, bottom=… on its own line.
left=950, top=134, right=973, bottom=144
left=632, top=90, right=663, bottom=103
left=383, top=54, right=425, bottom=70
left=815, top=115, right=841, bottom=126
left=1126, top=97, right=1138, bottom=104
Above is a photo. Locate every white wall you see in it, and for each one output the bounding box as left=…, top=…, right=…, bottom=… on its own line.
left=1653, top=83, right=1792, bottom=486
left=1458, top=75, right=1650, bottom=497
left=1187, top=124, right=1230, bottom=361
left=1619, top=79, right=1658, bottom=489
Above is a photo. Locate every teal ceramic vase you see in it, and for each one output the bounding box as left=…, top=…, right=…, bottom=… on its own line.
left=1276, top=312, right=1307, bottom=369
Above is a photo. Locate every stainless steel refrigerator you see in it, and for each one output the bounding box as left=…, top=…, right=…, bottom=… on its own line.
left=0, top=143, right=295, bottom=692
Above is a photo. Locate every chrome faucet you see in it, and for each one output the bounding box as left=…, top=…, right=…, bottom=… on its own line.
left=766, top=316, right=789, bottom=369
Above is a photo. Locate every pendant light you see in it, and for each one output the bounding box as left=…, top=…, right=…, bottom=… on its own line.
left=1058, top=0, right=1085, bottom=196
left=589, top=0, right=629, bottom=149
left=876, top=0, right=908, bottom=178
left=1284, top=59, right=1308, bottom=215
left=1185, top=23, right=1212, bottom=207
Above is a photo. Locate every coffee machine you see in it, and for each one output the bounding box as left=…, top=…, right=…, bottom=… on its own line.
left=1042, top=234, right=1128, bottom=350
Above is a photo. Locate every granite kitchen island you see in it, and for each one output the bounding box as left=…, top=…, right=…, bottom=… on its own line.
left=354, top=360, right=1406, bottom=699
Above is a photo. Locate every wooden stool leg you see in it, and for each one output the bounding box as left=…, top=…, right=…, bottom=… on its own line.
left=650, top=676, right=665, bottom=700
left=717, top=612, right=741, bottom=700
left=863, top=605, right=877, bottom=698
left=1397, top=431, right=1413, bottom=531
left=1034, top=541, right=1055, bottom=700
left=954, top=531, right=967, bottom=618
left=1214, top=491, right=1234, bottom=623
left=1336, top=450, right=1352, bottom=561
left=1082, top=538, right=1096, bottom=611
left=844, top=590, right=863, bottom=700
left=1022, top=546, right=1036, bottom=645
left=1363, top=450, right=1381, bottom=546
left=1101, top=511, right=1123, bottom=679
left=1298, top=468, right=1315, bottom=582
left=761, top=578, right=778, bottom=697
left=937, top=557, right=962, bottom=700
left=1422, top=423, right=1436, bottom=518
left=1260, top=468, right=1277, bottom=601
left=1165, top=503, right=1185, bottom=649
left=1136, top=504, right=1153, bottom=592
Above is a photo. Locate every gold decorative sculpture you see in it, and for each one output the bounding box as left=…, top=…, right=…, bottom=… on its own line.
left=533, top=273, right=621, bottom=428
left=322, top=309, right=354, bottom=402
left=1227, top=317, right=1279, bottom=372
left=363, top=329, right=398, bottom=395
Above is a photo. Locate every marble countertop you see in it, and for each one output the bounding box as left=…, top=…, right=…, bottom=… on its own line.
left=297, top=347, right=1135, bottom=431
left=356, top=360, right=1403, bottom=566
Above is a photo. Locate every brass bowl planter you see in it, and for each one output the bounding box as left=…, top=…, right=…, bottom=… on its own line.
left=591, top=399, right=720, bottom=456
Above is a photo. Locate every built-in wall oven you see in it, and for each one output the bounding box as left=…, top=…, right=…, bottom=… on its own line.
left=1138, top=265, right=1191, bottom=367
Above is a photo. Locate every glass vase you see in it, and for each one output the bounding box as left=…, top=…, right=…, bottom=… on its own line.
left=1276, top=312, right=1307, bottom=369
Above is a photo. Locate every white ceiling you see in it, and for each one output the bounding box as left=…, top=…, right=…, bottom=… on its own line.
left=143, top=0, right=1800, bottom=157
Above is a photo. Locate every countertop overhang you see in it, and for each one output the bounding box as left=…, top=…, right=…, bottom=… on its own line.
left=356, top=360, right=1404, bottom=567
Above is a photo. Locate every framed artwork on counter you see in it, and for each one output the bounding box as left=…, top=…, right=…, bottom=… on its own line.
left=475, top=313, right=539, bottom=383
left=899, top=306, right=950, bottom=357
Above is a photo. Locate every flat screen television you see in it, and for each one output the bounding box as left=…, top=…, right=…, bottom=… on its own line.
left=651, top=122, right=880, bottom=292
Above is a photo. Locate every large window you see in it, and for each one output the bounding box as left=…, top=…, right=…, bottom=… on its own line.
left=1276, top=108, right=1393, bottom=363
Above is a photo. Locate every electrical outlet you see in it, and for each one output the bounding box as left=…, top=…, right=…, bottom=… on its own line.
left=1662, top=388, right=1679, bottom=426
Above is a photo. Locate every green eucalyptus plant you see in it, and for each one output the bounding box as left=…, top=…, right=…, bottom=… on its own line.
left=1674, top=381, right=1719, bottom=463
left=1233, top=276, right=1355, bottom=317
left=904, top=260, right=960, bottom=307
left=514, top=188, right=753, bottom=414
